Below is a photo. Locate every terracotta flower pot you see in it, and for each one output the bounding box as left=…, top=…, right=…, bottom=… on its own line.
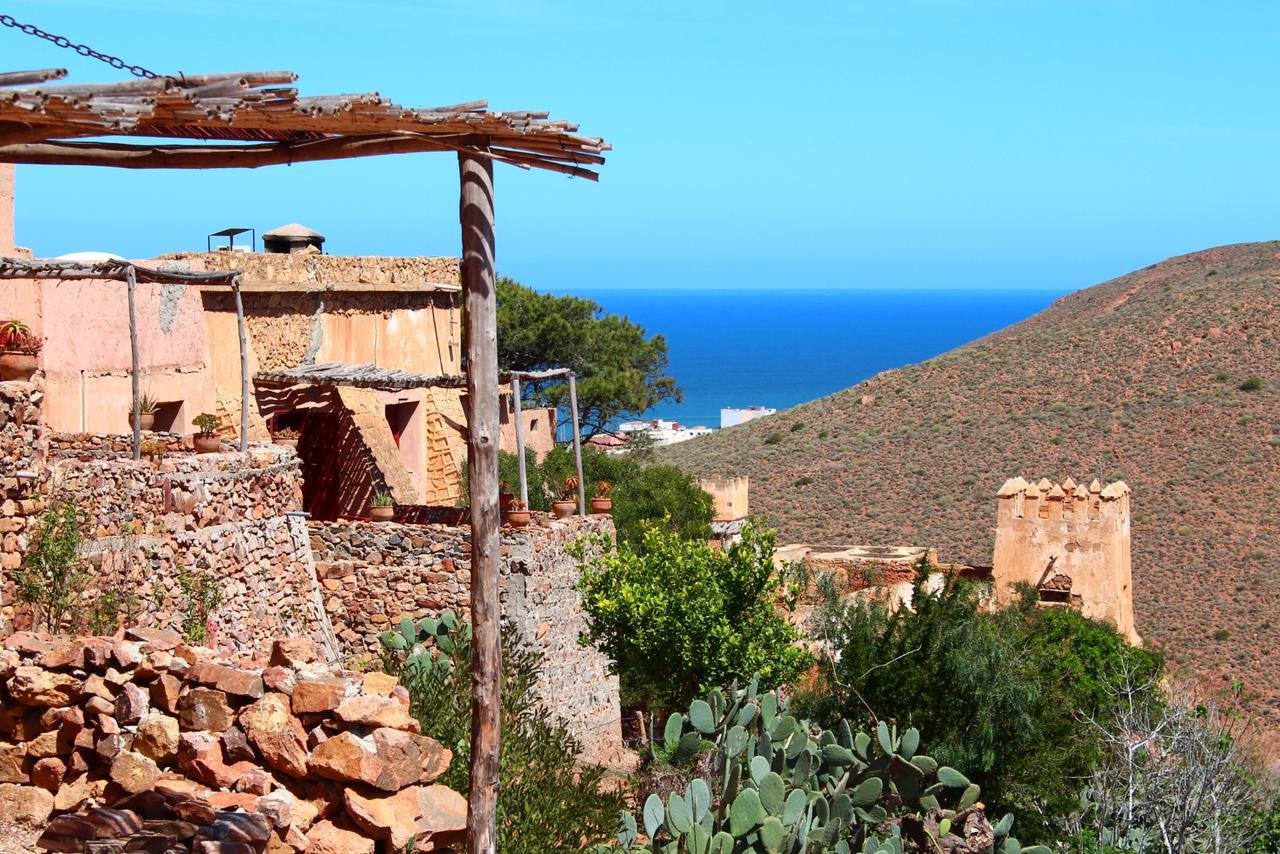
left=0, top=352, right=38, bottom=382
left=129, top=411, right=156, bottom=432
left=590, top=497, right=613, bottom=515
left=193, top=434, right=221, bottom=454
left=370, top=506, right=395, bottom=522
left=552, top=500, right=576, bottom=519
left=272, top=436, right=299, bottom=449
left=505, top=510, right=531, bottom=528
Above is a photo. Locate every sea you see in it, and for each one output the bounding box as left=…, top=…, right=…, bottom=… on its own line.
left=573, top=288, right=1073, bottom=430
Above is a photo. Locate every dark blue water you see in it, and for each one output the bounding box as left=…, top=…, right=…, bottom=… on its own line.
left=572, top=289, right=1072, bottom=429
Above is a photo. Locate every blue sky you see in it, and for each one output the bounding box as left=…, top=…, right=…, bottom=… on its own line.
left=4, top=1, right=1280, bottom=291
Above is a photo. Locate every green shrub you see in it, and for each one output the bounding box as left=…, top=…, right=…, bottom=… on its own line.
left=609, top=464, right=714, bottom=549
left=1239, top=376, right=1264, bottom=392
left=16, top=501, right=89, bottom=632
left=764, top=433, right=782, bottom=446
left=794, top=476, right=815, bottom=487
left=576, top=523, right=810, bottom=714
left=176, top=566, right=223, bottom=645
left=381, top=613, right=625, bottom=851
left=799, top=561, right=1162, bottom=842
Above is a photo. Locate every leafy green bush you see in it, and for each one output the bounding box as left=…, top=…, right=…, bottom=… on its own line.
left=380, top=613, right=625, bottom=851
left=764, top=433, right=782, bottom=445
left=1239, top=376, right=1264, bottom=392
left=576, top=523, right=810, bottom=714
left=799, top=562, right=1162, bottom=842
left=604, top=679, right=1047, bottom=853
left=16, top=501, right=89, bottom=632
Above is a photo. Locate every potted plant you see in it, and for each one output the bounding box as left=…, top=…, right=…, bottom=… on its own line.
left=271, top=426, right=301, bottom=449
left=0, top=320, right=41, bottom=382
left=192, top=413, right=221, bottom=453
left=590, top=480, right=613, bottom=515
left=505, top=499, right=531, bottom=528
left=129, top=393, right=158, bottom=432
left=552, top=476, right=578, bottom=519
left=370, top=490, right=395, bottom=522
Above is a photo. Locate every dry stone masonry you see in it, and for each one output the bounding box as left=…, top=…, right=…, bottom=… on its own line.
left=0, top=630, right=466, bottom=853
left=310, top=515, right=624, bottom=764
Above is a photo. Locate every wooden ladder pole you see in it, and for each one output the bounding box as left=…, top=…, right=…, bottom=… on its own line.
left=458, top=149, right=501, bottom=854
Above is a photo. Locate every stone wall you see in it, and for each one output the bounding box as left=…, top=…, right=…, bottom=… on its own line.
left=2, top=441, right=337, bottom=658
left=165, top=251, right=458, bottom=290
left=310, top=515, right=624, bottom=763
left=0, top=381, right=45, bottom=585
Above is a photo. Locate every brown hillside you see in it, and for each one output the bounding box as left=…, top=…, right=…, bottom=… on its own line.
left=659, top=241, right=1280, bottom=728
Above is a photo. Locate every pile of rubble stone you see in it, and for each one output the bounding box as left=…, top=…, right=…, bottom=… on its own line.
left=0, top=628, right=465, bottom=853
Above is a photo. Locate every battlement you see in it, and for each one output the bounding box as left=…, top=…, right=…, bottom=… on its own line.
left=992, top=475, right=1139, bottom=645
left=996, top=476, right=1130, bottom=523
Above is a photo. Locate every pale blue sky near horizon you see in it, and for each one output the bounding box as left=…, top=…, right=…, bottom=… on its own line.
left=4, top=1, right=1280, bottom=293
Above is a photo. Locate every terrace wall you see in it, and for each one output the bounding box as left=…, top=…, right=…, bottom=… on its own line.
left=310, top=514, right=624, bottom=763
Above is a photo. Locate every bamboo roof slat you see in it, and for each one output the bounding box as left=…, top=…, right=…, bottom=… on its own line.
left=0, top=258, right=241, bottom=285
left=0, top=68, right=608, bottom=177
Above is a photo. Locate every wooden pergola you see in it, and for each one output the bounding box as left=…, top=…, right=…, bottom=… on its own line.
left=0, top=65, right=608, bottom=854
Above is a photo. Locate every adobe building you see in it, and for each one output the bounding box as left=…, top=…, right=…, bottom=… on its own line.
left=0, top=166, right=555, bottom=517
left=991, top=476, right=1140, bottom=645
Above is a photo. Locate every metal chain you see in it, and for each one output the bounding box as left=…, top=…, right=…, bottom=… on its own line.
left=0, top=12, right=159, bottom=79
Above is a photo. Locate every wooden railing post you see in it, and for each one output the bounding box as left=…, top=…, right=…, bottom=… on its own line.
left=568, top=372, right=586, bottom=517
left=126, top=265, right=141, bottom=461
left=511, top=375, right=528, bottom=506
left=458, top=149, right=500, bottom=854
left=233, top=276, right=249, bottom=452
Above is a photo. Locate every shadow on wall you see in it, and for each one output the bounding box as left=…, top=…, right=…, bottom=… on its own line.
left=255, top=383, right=386, bottom=520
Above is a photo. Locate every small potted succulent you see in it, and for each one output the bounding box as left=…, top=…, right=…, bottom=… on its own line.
left=505, top=499, right=531, bottom=528
left=0, top=320, right=41, bottom=382
left=271, top=426, right=301, bottom=449
left=192, top=413, right=221, bottom=453
left=370, top=490, right=395, bottom=522
left=129, top=393, right=158, bottom=432
left=590, top=480, right=613, bottom=515
left=552, top=476, right=578, bottom=519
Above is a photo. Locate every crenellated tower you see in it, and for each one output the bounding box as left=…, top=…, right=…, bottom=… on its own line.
left=992, top=476, right=1140, bottom=644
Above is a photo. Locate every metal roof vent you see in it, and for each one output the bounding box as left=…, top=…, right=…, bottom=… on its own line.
left=262, top=223, right=325, bottom=254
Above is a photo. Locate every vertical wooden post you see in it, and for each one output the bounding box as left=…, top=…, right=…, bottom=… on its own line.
left=567, top=372, right=586, bottom=517
left=511, top=374, right=528, bottom=506
left=233, top=277, right=250, bottom=453
left=126, top=266, right=141, bottom=461
left=458, top=150, right=501, bottom=854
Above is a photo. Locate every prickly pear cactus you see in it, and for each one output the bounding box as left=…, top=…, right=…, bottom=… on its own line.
left=602, top=677, right=1050, bottom=853
left=378, top=610, right=469, bottom=678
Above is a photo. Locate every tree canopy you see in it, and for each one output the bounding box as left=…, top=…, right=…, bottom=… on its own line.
left=495, top=277, right=680, bottom=434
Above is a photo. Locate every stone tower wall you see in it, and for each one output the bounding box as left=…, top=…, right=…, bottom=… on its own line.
left=991, top=476, right=1139, bottom=644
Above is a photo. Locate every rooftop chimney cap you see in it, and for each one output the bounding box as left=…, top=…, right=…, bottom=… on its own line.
left=263, top=223, right=325, bottom=254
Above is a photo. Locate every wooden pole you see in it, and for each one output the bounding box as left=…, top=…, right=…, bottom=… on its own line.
left=458, top=149, right=501, bottom=854
left=233, top=278, right=250, bottom=452
left=511, top=376, right=528, bottom=507
left=567, top=373, right=586, bottom=517
left=126, top=266, right=141, bottom=461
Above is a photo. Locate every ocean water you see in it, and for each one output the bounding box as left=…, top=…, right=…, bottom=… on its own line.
left=573, top=288, right=1073, bottom=429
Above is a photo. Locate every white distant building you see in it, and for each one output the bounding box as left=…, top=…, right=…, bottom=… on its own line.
left=617, top=418, right=714, bottom=447
left=721, top=406, right=777, bottom=429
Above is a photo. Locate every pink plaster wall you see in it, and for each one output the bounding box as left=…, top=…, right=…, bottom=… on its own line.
left=0, top=164, right=13, bottom=256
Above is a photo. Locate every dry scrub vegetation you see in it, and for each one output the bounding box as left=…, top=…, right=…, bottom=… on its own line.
left=660, top=241, right=1280, bottom=733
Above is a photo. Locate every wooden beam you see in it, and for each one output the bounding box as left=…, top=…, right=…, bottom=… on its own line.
left=233, top=278, right=250, bottom=452
left=0, top=134, right=455, bottom=170
left=568, top=373, right=586, bottom=517
left=0, top=69, right=67, bottom=88
left=511, top=376, right=528, bottom=507
left=458, top=150, right=500, bottom=854
left=126, top=266, right=141, bottom=461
